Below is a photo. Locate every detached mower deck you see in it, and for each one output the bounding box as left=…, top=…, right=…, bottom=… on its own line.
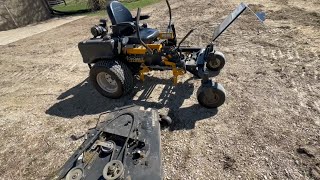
left=58, top=105, right=164, bottom=180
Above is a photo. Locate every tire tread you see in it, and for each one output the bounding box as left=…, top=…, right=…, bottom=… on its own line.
left=91, top=60, right=134, bottom=97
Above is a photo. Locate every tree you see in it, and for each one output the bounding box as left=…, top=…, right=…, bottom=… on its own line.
left=87, top=0, right=109, bottom=11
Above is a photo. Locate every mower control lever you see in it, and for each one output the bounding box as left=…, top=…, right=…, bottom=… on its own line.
left=133, top=15, right=150, bottom=21
left=111, top=22, right=135, bottom=28
left=166, top=0, right=172, bottom=28
left=136, top=8, right=153, bottom=54
left=177, top=29, right=195, bottom=50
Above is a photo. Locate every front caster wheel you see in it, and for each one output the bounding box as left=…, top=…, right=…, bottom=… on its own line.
left=90, top=60, right=134, bottom=99
left=206, top=51, right=226, bottom=71
left=197, top=81, right=226, bottom=108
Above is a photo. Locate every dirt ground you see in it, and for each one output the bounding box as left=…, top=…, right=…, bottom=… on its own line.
left=0, top=0, right=319, bottom=179
left=0, top=16, right=85, bottom=45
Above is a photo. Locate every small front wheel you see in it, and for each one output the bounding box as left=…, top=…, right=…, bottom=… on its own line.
left=159, top=114, right=172, bottom=127
left=197, top=82, right=226, bottom=108
left=206, top=51, right=226, bottom=71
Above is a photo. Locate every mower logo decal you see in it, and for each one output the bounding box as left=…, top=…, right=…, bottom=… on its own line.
left=127, top=56, right=145, bottom=63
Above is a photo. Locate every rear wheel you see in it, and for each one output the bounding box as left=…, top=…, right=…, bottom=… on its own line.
left=90, top=60, right=134, bottom=99
left=197, top=82, right=226, bottom=108
left=206, top=51, right=226, bottom=71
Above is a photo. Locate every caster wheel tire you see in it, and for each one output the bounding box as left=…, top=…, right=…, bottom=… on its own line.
left=90, top=60, right=134, bottom=99
left=197, top=82, right=226, bottom=108
left=66, top=167, right=83, bottom=180
left=159, top=114, right=172, bottom=127
left=206, top=51, right=226, bottom=71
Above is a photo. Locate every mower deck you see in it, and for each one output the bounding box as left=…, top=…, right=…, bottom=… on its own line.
left=58, top=105, right=162, bottom=180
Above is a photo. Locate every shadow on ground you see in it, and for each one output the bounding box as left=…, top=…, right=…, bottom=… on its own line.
left=46, top=77, right=218, bottom=130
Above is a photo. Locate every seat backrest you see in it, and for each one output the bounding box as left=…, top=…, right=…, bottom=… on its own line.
left=107, top=1, right=133, bottom=25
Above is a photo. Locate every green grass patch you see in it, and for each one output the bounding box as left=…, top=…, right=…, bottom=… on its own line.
left=123, top=0, right=160, bottom=10
left=53, top=0, right=88, bottom=12
left=52, top=0, right=161, bottom=15
left=92, top=0, right=161, bottom=16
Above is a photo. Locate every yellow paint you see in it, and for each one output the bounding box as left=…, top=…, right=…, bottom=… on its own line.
left=123, top=44, right=163, bottom=55
left=172, top=68, right=185, bottom=85
left=162, top=58, right=186, bottom=85
left=139, top=65, right=150, bottom=81
left=124, top=45, right=186, bottom=85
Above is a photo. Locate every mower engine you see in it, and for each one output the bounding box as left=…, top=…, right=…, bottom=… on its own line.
left=91, top=19, right=108, bottom=38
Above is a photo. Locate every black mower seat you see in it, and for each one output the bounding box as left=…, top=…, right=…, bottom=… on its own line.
left=107, top=1, right=159, bottom=44
left=107, top=1, right=133, bottom=25
left=128, top=28, right=159, bottom=44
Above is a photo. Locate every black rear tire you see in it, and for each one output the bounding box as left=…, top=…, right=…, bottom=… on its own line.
left=90, top=60, right=134, bottom=99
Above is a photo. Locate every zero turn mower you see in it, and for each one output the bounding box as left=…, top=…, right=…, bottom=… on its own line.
left=78, top=0, right=265, bottom=108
